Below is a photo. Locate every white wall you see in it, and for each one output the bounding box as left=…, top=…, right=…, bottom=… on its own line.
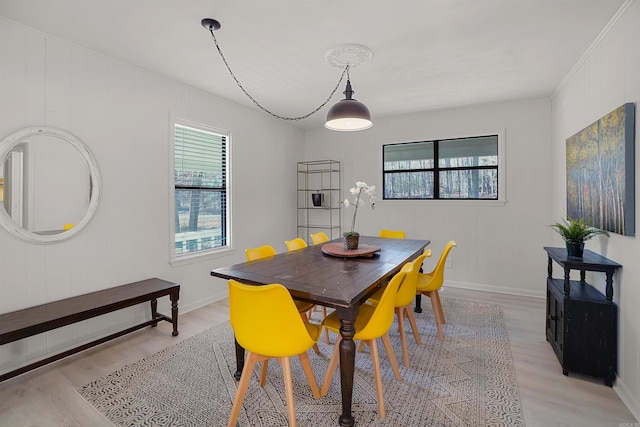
left=0, top=18, right=304, bottom=375
left=551, top=0, right=640, bottom=418
left=305, top=98, right=553, bottom=297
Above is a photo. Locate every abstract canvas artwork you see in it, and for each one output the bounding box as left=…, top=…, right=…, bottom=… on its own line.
left=566, top=103, right=635, bottom=236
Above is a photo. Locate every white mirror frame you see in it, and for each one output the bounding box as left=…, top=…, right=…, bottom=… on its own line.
left=0, top=126, right=102, bottom=244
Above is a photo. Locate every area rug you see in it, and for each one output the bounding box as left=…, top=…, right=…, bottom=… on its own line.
left=77, top=297, right=525, bottom=426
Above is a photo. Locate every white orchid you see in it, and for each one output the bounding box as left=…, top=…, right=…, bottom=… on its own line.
left=342, top=181, right=376, bottom=236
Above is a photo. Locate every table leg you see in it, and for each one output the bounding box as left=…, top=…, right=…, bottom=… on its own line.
left=414, top=265, right=424, bottom=313
left=337, top=307, right=357, bottom=427
left=414, top=294, right=423, bottom=313
left=234, top=337, right=245, bottom=381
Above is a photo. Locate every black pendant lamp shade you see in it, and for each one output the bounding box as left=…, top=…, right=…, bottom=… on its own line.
left=325, top=79, right=373, bottom=131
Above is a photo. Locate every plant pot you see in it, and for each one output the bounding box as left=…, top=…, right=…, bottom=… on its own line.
left=344, top=233, right=360, bottom=250
left=566, top=242, right=585, bottom=258
left=311, top=193, right=324, bottom=207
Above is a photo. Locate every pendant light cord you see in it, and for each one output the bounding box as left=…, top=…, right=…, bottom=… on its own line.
left=205, top=28, right=349, bottom=121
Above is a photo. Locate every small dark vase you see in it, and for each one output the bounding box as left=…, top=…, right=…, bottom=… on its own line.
left=344, top=233, right=360, bottom=250
left=566, top=242, right=585, bottom=258
left=311, top=193, right=324, bottom=207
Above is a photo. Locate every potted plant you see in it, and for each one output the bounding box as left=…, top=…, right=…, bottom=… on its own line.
left=549, top=216, right=609, bottom=258
left=342, top=181, right=376, bottom=249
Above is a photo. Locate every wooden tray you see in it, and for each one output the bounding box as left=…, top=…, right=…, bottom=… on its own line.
left=321, top=243, right=381, bottom=257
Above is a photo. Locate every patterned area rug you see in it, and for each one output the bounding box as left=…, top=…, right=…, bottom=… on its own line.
left=77, top=297, right=525, bottom=426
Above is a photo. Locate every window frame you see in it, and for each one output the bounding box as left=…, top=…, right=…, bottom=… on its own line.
left=381, top=130, right=506, bottom=204
left=169, top=117, right=232, bottom=264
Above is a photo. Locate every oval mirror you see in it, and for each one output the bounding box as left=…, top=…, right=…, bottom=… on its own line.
left=0, top=126, right=101, bottom=244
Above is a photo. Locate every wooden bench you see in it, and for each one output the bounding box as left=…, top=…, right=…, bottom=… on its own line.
left=0, top=277, right=179, bottom=382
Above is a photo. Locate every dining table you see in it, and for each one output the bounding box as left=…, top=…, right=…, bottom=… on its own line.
left=210, top=235, right=430, bottom=427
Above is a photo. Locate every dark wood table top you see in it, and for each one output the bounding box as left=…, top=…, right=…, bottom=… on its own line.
left=210, top=236, right=430, bottom=309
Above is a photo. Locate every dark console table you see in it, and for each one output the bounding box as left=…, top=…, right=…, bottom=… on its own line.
left=544, top=246, right=621, bottom=386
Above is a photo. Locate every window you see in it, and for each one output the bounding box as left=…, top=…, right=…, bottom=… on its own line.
left=383, top=135, right=499, bottom=200
left=172, top=121, right=228, bottom=258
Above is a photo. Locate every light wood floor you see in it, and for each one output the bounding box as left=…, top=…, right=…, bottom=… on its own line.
left=0, top=287, right=636, bottom=426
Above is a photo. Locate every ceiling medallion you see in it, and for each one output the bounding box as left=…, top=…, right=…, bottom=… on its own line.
left=325, top=44, right=373, bottom=68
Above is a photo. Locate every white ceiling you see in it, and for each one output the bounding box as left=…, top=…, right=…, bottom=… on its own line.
left=0, top=0, right=626, bottom=130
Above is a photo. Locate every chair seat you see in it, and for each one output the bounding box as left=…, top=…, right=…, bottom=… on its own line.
left=415, top=273, right=436, bottom=292
left=302, top=322, right=322, bottom=344
left=295, top=300, right=315, bottom=313
left=367, top=287, right=384, bottom=305
left=323, top=304, right=377, bottom=341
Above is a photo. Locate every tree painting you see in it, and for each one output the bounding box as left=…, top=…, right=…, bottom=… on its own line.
left=566, top=103, right=635, bottom=236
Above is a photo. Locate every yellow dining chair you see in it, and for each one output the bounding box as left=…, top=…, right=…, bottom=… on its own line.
left=227, top=280, right=321, bottom=427
left=245, top=244, right=278, bottom=262
left=310, top=231, right=329, bottom=245
left=245, top=244, right=317, bottom=348
left=366, top=250, right=431, bottom=368
left=415, top=241, right=457, bottom=341
left=308, top=232, right=331, bottom=342
left=320, top=269, right=408, bottom=419
left=285, top=237, right=308, bottom=251
left=282, top=238, right=330, bottom=344
left=378, top=229, right=405, bottom=239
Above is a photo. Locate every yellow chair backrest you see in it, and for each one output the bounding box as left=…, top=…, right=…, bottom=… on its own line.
left=285, top=237, right=308, bottom=251
left=378, top=229, right=405, bottom=239
left=63, top=223, right=75, bottom=231
left=422, top=241, right=457, bottom=292
left=357, top=269, right=407, bottom=340
left=395, top=253, right=429, bottom=307
left=245, top=244, right=277, bottom=261
left=228, top=280, right=317, bottom=357
left=310, top=232, right=329, bottom=245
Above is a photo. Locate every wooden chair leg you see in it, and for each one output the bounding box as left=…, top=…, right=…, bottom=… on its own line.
left=298, top=351, right=320, bottom=399
left=227, top=351, right=261, bottom=427
left=395, top=307, right=410, bottom=368
left=279, top=357, right=298, bottom=427
left=368, top=339, right=386, bottom=419
left=380, top=333, right=402, bottom=381
left=427, top=291, right=445, bottom=341
left=322, top=307, right=330, bottom=344
left=321, top=338, right=341, bottom=397
left=259, top=360, right=268, bottom=387
left=404, top=305, right=422, bottom=345
left=433, top=290, right=446, bottom=324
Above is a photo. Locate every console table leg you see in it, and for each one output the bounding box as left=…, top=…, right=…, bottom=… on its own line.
left=605, top=272, right=614, bottom=303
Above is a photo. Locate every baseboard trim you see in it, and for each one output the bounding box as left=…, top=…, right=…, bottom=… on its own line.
left=445, top=280, right=545, bottom=299
left=614, top=377, right=640, bottom=422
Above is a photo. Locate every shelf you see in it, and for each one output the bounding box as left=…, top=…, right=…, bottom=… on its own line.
left=547, top=278, right=607, bottom=303
left=297, top=160, right=341, bottom=243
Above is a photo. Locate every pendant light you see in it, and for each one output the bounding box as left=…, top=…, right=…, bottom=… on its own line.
left=324, top=76, right=372, bottom=131
left=202, top=19, right=373, bottom=131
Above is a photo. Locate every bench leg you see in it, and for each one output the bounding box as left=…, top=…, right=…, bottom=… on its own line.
left=170, top=291, right=179, bottom=336
left=151, top=298, right=159, bottom=326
